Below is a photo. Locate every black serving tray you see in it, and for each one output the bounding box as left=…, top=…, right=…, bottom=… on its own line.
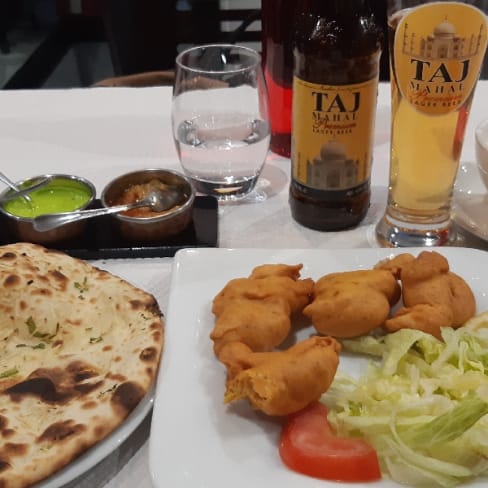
left=0, top=196, right=218, bottom=260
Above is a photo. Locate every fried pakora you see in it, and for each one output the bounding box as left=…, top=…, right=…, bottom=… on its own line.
left=376, top=251, right=476, bottom=338
left=212, top=264, right=313, bottom=316
left=220, top=336, right=340, bottom=416
left=212, top=296, right=292, bottom=354
left=210, top=263, right=313, bottom=354
left=303, top=269, right=401, bottom=338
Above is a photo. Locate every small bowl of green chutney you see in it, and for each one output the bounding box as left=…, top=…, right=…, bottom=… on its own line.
left=0, top=174, right=96, bottom=245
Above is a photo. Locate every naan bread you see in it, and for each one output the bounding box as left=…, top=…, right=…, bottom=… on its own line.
left=0, top=242, right=164, bottom=488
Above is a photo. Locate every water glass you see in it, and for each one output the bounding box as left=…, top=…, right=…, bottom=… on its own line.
left=172, top=44, right=270, bottom=201
left=375, top=0, right=488, bottom=247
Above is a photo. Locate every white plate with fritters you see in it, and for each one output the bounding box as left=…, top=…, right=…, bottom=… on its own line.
left=150, top=247, right=488, bottom=488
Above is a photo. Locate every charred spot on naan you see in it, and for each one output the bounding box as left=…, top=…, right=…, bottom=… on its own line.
left=2, top=275, right=20, bottom=288
left=0, top=458, right=11, bottom=475
left=38, top=420, right=86, bottom=443
left=151, top=328, right=163, bottom=344
left=5, top=361, right=103, bottom=404
left=140, top=346, right=158, bottom=362
left=0, top=251, right=16, bottom=262
left=130, top=297, right=162, bottom=317
left=110, top=381, right=146, bottom=417
left=0, top=443, right=29, bottom=473
left=81, top=400, right=97, bottom=410
left=49, top=269, right=68, bottom=286
left=0, top=417, right=14, bottom=440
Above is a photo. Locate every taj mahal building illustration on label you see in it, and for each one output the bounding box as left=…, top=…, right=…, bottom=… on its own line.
left=306, top=141, right=360, bottom=189
left=401, top=19, right=484, bottom=60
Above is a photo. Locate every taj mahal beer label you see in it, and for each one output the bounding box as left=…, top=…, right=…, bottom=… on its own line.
left=394, top=2, right=488, bottom=116
left=291, top=77, right=377, bottom=193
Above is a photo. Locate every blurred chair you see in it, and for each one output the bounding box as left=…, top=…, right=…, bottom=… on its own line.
left=94, top=70, right=175, bottom=87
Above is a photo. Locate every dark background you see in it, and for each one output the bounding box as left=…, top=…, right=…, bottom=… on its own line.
left=3, top=1, right=485, bottom=89
left=0, top=0, right=393, bottom=90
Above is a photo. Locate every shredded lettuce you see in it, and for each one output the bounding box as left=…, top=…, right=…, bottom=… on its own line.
left=323, top=312, right=488, bottom=487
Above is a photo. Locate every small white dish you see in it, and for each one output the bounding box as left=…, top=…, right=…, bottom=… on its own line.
left=149, top=247, right=488, bottom=488
left=452, top=162, right=488, bottom=241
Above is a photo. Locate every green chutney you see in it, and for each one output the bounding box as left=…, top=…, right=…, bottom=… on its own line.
left=2, top=178, right=92, bottom=218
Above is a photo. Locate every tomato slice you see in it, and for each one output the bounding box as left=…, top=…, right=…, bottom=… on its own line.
left=279, top=401, right=381, bottom=482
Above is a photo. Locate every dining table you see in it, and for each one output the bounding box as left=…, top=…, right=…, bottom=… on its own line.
left=0, top=80, right=487, bottom=488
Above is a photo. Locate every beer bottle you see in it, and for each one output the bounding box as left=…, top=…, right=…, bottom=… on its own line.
left=289, top=0, right=383, bottom=231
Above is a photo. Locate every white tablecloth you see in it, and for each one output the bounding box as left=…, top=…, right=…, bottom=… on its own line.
left=0, top=81, right=486, bottom=488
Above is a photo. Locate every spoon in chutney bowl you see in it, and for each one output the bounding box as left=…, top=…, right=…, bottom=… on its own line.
left=0, top=172, right=52, bottom=204
left=32, top=187, right=183, bottom=232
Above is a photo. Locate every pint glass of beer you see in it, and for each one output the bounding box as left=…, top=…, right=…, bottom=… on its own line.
left=376, top=0, right=488, bottom=247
